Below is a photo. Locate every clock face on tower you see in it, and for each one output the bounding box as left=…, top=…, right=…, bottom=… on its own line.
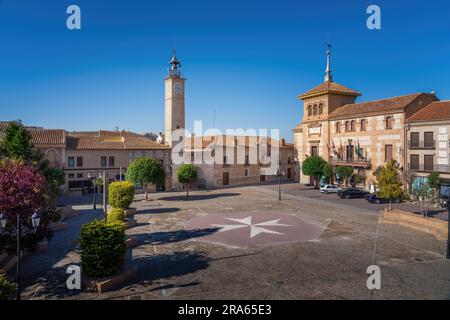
left=174, top=83, right=183, bottom=94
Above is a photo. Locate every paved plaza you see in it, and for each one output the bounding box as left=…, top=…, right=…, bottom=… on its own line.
left=20, top=183, right=450, bottom=300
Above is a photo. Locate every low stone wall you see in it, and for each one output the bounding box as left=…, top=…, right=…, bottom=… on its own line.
left=380, top=209, right=448, bottom=240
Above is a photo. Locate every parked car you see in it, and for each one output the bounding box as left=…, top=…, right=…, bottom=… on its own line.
left=339, top=188, right=370, bottom=199
left=365, top=194, right=401, bottom=204
left=320, top=184, right=341, bottom=194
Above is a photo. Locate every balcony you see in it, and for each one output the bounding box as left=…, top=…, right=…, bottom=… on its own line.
left=408, top=163, right=450, bottom=173
left=330, top=157, right=372, bottom=168
left=408, top=140, right=435, bottom=149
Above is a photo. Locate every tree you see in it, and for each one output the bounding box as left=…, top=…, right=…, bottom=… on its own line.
left=302, top=156, right=326, bottom=188
left=377, top=160, right=403, bottom=211
left=427, top=171, right=440, bottom=206
left=0, top=161, right=60, bottom=255
left=336, top=166, right=353, bottom=187
left=125, top=157, right=165, bottom=200
left=177, top=164, right=198, bottom=197
left=0, top=121, right=40, bottom=161
left=322, top=163, right=334, bottom=184
left=411, top=181, right=434, bottom=217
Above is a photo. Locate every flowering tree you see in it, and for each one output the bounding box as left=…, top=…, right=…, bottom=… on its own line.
left=0, top=161, right=59, bottom=255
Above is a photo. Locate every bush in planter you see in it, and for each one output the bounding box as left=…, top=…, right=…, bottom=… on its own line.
left=108, top=181, right=135, bottom=210
left=107, top=208, right=125, bottom=223
left=80, top=220, right=126, bottom=278
left=0, top=273, right=15, bottom=300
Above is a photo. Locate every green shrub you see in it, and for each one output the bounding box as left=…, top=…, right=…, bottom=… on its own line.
left=108, top=181, right=135, bottom=210
left=0, top=273, right=15, bottom=300
left=107, top=208, right=125, bottom=223
left=80, top=220, right=126, bottom=278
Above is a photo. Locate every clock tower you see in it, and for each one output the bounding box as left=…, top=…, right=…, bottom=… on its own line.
left=164, top=50, right=186, bottom=146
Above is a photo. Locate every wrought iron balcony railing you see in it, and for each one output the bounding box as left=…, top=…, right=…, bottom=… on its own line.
left=408, top=140, right=435, bottom=149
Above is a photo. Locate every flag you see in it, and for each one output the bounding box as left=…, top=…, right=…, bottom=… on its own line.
left=356, top=140, right=364, bottom=159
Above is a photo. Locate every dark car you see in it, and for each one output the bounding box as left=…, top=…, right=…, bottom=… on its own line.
left=365, top=194, right=401, bottom=204
left=339, top=188, right=369, bottom=199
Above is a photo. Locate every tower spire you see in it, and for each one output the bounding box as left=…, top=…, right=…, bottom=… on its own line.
left=168, top=47, right=181, bottom=77
left=324, top=43, right=332, bottom=83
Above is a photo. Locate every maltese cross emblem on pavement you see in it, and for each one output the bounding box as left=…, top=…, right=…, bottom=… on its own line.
left=210, top=216, right=291, bottom=238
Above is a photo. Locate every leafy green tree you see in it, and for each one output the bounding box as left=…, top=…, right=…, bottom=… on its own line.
left=373, top=165, right=383, bottom=178
left=322, top=163, right=334, bottom=184
left=176, top=164, right=198, bottom=197
left=302, top=156, right=326, bottom=188
left=377, top=160, right=403, bottom=210
left=125, top=157, right=165, bottom=200
left=0, top=120, right=40, bottom=161
left=336, top=166, right=353, bottom=187
left=427, top=171, right=440, bottom=205
left=0, top=273, right=15, bottom=300
left=411, top=181, right=434, bottom=217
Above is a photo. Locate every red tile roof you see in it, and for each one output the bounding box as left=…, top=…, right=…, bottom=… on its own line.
left=299, top=81, right=361, bottom=99
left=0, top=122, right=65, bottom=145
left=66, top=131, right=170, bottom=150
left=328, top=93, right=427, bottom=119
left=406, top=101, right=450, bottom=122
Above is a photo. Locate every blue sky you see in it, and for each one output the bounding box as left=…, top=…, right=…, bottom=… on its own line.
left=0, top=0, right=449, bottom=142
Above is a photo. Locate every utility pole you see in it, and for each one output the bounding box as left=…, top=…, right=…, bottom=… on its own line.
left=103, top=170, right=107, bottom=218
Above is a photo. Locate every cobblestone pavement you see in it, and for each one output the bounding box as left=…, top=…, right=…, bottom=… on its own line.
left=21, top=183, right=450, bottom=300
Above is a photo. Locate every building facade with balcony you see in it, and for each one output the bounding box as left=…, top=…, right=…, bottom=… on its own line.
left=293, top=47, right=439, bottom=188
left=405, top=101, right=450, bottom=184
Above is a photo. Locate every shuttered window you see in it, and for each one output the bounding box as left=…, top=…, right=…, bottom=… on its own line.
left=385, top=145, right=393, bottom=161
left=410, top=132, right=419, bottom=148
left=424, top=155, right=434, bottom=171
left=410, top=154, right=419, bottom=170
left=424, top=132, right=434, bottom=148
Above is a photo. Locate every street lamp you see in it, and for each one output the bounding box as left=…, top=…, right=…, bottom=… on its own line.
left=447, top=205, right=450, bottom=259
left=0, top=210, right=40, bottom=300
left=277, top=167, right=284, bottom=201
left=0, top=212, right=6, bottom=229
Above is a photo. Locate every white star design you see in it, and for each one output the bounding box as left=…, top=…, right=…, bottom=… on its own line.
left=210, top=216, right=291, bottom=238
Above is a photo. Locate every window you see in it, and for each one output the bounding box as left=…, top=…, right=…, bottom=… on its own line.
left=68, top=157, right=75, bottom=168
left=68, top=173, right=74, bottom=179
left=76, top=156, right=83, bottom=167
left=360, top=119, right=367, bottom=131
left=313, top=105, right=317, bottom=115
left=307, top=105, right=312, bottom=116
left=245, top=154, right=249, bottom=165
left=410, top=132, right=419, bottom=148
left=385, top=116, right=393, bottom=129
left=350, top=120, right=356, bottom=132
left=223, top=156, right=227, bottom=164
left=288, top=156, right=291, bottom=164
left=424, top=132, right=434, bottom=148
left=318, top=103, right=324, bottom=114
left=191, top=152, right=195, bottom=162
left=101, top=156, right=107, bottom=167
left=385, top=144, right=393, bottom=161
left=77, top=173, right=83, bottom=178
left=244, top=169, right=249, bottom=177
left=410, top=154, right=419, bottom=170
left=108, top=156, right=115, bottom=167
left=424, top=155, right=434, bottom=171
left=345, top=121, right=350, bottom=132
left=336, top=122, right=341, bottom=133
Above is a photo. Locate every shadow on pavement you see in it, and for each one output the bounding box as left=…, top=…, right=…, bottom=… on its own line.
left=137, top=207, right=181, bottom=215
left=133, top=228, right=220, bottom=246
left=159, top=192, right=240, bottom=201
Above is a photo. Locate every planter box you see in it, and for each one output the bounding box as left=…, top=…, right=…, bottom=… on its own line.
left=124, top=208, right=137, bottom=217
left=86, top=266, right=138, bottom=293
left=380, top=209, right=448, bottom=240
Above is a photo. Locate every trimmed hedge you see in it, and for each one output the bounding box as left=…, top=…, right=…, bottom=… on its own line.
left=108, top=181, right=135, bottom=210
left=80, top=220, right=126, bottom=278
left=0, top=273, right=15, bottom=300
left=107, top=208, right=125, bottom=223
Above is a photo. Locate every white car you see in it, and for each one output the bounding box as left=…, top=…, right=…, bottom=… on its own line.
left=320, top=184, right=341, bottom=194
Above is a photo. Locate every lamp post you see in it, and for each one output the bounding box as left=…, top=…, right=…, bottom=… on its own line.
left=0, top=210, right=40, bottom=300
left=447, top=205, right=450, bottom=259
left=276, top=167, right=284, bottom=201
left=88, top=172, right=102, bottom=210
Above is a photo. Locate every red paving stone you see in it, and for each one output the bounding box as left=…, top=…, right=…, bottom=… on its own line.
left=185, top=211, right=325, bottom=248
